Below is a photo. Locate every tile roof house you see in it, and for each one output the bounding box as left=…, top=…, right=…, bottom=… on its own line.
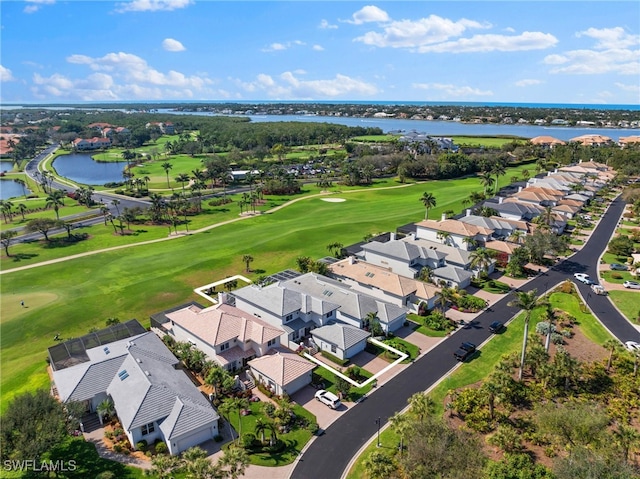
left=328, top=256, right=441, bottom=311
left=415, top=215, right=493, bottom=250
left=162, top=302, right=283, bottom=372
left=311, top=323, right=371, bottom=360
left=73, top=137, right=112, bottom=150
left=248, top=349, right=315, bottom=396
left=52, top=330, right=219, bottom=456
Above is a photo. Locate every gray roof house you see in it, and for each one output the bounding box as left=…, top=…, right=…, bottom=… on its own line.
left=311, top=323, right=371, bottom=360
left=52, top=329, right=219, bottom=456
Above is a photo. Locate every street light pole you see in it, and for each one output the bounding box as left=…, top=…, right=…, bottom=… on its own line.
left=375, top=417, right=381, bottom=447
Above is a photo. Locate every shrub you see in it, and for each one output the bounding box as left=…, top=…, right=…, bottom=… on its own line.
left=320, top=350, right=349, bottom=366
left=112, top=443, right=123, bottom=453
left=154, top=442, right=168, bottom=455
left=263, top=402, right=276, bottom=418
left=257, top=382, right=274, bottom=398
left=242, top=433, right=258, bottom=449
left=611, top=272, right=623, bottom=279
left=307, top=422, right=319, bottom=434
left=135, top=440, right=147, bottom=452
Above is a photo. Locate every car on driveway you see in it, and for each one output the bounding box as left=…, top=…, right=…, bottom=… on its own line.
left=623, top=280, right=640, bottom=289
left=489, top=321, right=504, bottom=333
left=610, top=263, right=628, bottom=271
left=454, top=342, right=476, bottom=362
left=573, top=273, right=593, bottom=284
left=625, top=341, right=640, bottom=353
left=315, top=390, right=341, bottom=409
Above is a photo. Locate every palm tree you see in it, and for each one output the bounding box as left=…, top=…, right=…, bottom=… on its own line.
left=111, top=199, right=120, bottom=216
left=491, top=162, right=506, bottom=194
left=508, top=289, right=548, bottom=381
left=220, top=397, right=249, bottom=445
left=205, top=366, right=233, bottom=400
left=326, top=242, right=344, bottom=258
left=408, top=392, right=434, bottom=422
left=436, top=230, right=451, bottom=246
left=469, top=247, right=495, bottom=277
left=419, top=192, right=436, bottom=220
left=507, top=230, right=525, bottom=245
left=181, top=446, right=216, bottom=478
left=242, top=254, right=254, bottom=272
left=17, top=203, right=28, bottom=221
left=96, top=398, right=114, bottom=424
left=175, top=173, right=190, bottom=192
left=45, top=190, right=66, bottom=220
left=478, top=171, right=495, bottom=195
left=161, top=162, right=173, bottom=189
left=219, top=446, right=250, bottom=479
left=149, top=454, right=179, bottom=479
left=604, top=339, right=622, bottom=371
left=389, top=411, right=411, bottom=452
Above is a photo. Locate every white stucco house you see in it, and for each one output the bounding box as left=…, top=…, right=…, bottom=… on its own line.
left=248, top=349, right=315, bottom=396
left=310, top=323, right=370, bottom=360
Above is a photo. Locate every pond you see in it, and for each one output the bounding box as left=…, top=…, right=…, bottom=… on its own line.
left=0, top=178, right=30, bottom=200
left=53, top=153, right=129, bottom=185
left=0, top=160, right=14, bottom=172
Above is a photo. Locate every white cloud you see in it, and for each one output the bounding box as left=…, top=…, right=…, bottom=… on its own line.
left=24, top=0, right=55, bottom=14
left=347, top=5, right=390, bottom=25
left=312, top=45, right=324, bottom=51
left=543, top=48, right=640, bottom=75
left=355, top=15, right=490, bottom=49
left=615, top=82, right=640, bottom=93
left=412, top=82, right=493, bottom=98
left=319, top=19, right=338, bottom=30
left=1, top=65, right=16, bottom=82
left=31, top=51, right=214, bottom=100
left=416, top=31, right=558, bottom=53
left=162, top=38, right=186, bottom=52
left=577, top=27, right=640, bottom=50
left=261, top=40, right=306, bottom=52
left=235, top=71, right=378, bottom=99
left=515, top=79, right=543, bottom=87
left=115, top=0, right=192, bottom=13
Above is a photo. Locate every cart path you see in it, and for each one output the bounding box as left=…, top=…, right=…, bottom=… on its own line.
left=0, top=182, right=416, bottom=275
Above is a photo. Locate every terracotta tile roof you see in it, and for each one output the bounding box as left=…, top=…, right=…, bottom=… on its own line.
left=166, top=303, right=282, bottom=347
left=328, top=258, right=440, bottom=299
left=523, top=186, right=565, bottom=198
left=248, top=350, right=314, bottom=387
left=569, top=134, right=613, bottom=145
left=485, top=240, right=520, bottom=255
left=416, top=218, right=493, bottom=236
left=529, top=135, right=566, bottom=146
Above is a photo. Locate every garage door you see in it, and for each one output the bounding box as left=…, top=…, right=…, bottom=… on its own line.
left=176, top=427, right=213, bottom=453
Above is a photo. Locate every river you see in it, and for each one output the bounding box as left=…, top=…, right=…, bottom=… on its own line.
left=156, top=109, right=639, bottom=142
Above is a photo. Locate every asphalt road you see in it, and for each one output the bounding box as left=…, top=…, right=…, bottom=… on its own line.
left=290, top=194, right=640, bottom=479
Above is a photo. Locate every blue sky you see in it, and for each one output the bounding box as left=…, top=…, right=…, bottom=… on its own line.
left=1, top=1, right=639, bottom=104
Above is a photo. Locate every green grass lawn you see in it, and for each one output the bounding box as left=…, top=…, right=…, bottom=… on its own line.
left=608, top=290, right=640, bottom=324
left=345, top=291, right=613, bottom=479
left=312, top=367, right=374, bottom=402
left=0, top=163, right=553, bottom=414
left=600, top=270, right=634, bottom=284
left=450, top=136, right=528, bottom=148
left=221, top=401, right=315, bottom=467
left=406, top=314, right=451, bottom=337
left=382, top=336, right=420, bottom=362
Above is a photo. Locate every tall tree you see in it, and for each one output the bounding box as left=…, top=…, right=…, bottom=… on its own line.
left=1, top=230, right=18, bottom=257
left=45, top=189, right=66, bottom=220
left=469, top=247, right=495, bottom=276
left=161, top=162, right=173, bottom=189
left=419, top=192, right=437, bottom=220
left=242, top=254, right=254, bottom=272
left=26, top=218, right=60, bottom=242
left=478, top=171, right=495, bottom=195
left=508, top=289, right=548, bottom=381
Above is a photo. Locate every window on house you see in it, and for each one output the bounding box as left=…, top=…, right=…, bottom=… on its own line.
left=267, top=339, right=276, bottom=347
left=285, top=314, right=293, bottom=322
left=220, top=342, right=230, bottom=351
left=141, top=422, right=155, bottom=435
left=325, top=312, right=332, bottom=318
left=331, top=345, right=337, bottom=353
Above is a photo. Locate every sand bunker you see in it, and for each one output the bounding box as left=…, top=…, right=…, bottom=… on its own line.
left=321, top=198, right=346, bottom=203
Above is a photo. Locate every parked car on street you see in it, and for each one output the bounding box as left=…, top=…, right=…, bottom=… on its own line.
left=454, top=342, right=476, bottom=362
left=623, top=280, right=640, bottom=289
left=624, top=341, right=640, bottom=353
left=573, top=273, right=593, bottom=284
left=315, top=389, right=341, bottom=409
left=489, top=321, right=504, bottom=333
left=610, top=263, right=628, bottom=271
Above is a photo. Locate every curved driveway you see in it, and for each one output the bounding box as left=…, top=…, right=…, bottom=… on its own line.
left=290, top=194, right=640, bottom=479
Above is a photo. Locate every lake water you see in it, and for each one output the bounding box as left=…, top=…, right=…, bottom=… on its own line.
left=157, top=109, right=639, bottom=142
left=53, top=153, right=129, bottom=185
left=0, top=179, right=30, bottom=200
left=0, top=160, right=14, bottom=172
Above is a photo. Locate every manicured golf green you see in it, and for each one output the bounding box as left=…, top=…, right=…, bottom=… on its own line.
left=0, top=164, right=532, bottom=414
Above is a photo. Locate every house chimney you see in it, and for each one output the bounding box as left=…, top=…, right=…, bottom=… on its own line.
left=218, top=292, right=228, bottom=304
left=547, top=171, right=552, bottom=176
left=554, top=168, right=558, bottom=173
left=408, top=233, right=416, bottom=241
left=579, top=159, right=583, bottom=164
left=466, top=209, right=472, bottom=216
left=348, top=255, right=355, bottom=265
left=390, top=232, right=396, bottom=241
left=441, top=213, right=447, bottom=221
left=498, top=197, right=504, bottom=204
left=518, top=186, right=523, bottom=193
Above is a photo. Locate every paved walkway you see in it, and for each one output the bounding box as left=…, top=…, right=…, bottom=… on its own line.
left=83, top=426, right=152, bottom=470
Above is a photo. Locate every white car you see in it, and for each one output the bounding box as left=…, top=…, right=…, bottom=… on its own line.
left=314, top=389, right=341, bottom=409
left=625, top=341, right=640, bottom=353
left=573, top=273, right=592, bottom=285
left=623, top=280, right=640, bottom=289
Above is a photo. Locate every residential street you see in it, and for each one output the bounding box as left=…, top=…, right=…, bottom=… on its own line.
left=290, top=194, right=640, bottom=479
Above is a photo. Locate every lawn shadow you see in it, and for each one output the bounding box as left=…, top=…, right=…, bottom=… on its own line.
left=11, top=252, right=39, bottom=262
